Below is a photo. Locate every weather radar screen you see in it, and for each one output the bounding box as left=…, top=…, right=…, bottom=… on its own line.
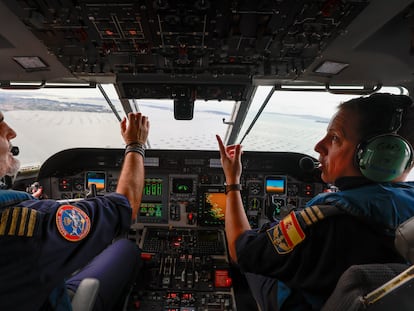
left=198, top=188, right=226, bottom=226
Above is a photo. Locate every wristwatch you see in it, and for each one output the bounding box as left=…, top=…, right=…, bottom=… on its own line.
left=224, top=183, right=242, bottom=194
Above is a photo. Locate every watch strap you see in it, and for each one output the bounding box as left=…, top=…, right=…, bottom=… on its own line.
left=224, top=183, right=242, bottom=194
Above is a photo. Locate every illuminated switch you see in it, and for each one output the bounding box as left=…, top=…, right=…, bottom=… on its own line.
left=58, top=178, right=72, bottom=191
left=303, top=184, right=314, bottom=196
left=187, top=212, right=195, bottom=225
left=214, top=270, right=232, bottom=288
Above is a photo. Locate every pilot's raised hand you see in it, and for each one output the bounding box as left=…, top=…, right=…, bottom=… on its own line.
left=216, top=135, right=242, bottom=184
left=27, top=181, right=44, bottom=199
left=118, top=112, right=150, bottom=220
left=120, top=112, right=150, bottom=146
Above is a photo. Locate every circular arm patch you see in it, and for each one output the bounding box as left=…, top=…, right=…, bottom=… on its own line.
left=56, top=205, right=91, bottom=242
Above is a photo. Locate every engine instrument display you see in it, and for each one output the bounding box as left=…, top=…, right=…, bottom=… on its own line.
left=138, top=176, right=169, bottom=224
left=143, top=178, right=163, bottom=197
left=139, top=202, right=163, bottom=218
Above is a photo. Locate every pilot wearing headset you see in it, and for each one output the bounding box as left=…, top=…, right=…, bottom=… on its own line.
left=216, top=93, right=414, bottom=311
left=0, top=112, right=149, bottom=311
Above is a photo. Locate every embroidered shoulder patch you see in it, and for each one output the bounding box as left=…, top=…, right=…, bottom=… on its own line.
left=266, top=212, right=306, bottom=254
left=56, top=205, right=91, bottom=242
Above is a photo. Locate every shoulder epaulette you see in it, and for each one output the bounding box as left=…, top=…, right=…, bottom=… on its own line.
left=298, top=205, right=343, bottom=227
left=0, top=207, right=38, bottom=237
left=267, top=205, right=342, bottom=254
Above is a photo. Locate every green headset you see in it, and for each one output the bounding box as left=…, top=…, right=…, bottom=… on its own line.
left=356, top=104, right=413, bottom=182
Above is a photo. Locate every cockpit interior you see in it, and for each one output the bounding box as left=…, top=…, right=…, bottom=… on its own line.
left=2, top=0, right=414, bottom=310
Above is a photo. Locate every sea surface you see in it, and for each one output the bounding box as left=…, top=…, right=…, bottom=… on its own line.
left=5, top=109, right=327, bottom=169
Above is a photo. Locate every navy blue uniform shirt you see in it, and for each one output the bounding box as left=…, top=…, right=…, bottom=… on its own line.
left=0, top=191, right=132, bottom=311
left=235, top=179, right=414, bottom=309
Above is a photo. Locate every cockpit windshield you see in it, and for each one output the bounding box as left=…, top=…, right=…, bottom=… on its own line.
left=0, top=85, right=410, bottom=179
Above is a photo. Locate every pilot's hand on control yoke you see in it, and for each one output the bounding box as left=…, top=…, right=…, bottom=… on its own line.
left=121, top=112, right=150, bottom=145
left=216, top=135, right=242, bottom=184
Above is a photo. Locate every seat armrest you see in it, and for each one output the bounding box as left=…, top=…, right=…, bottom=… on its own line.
left=395, top=217, right=414, bottom=263
left=71, top=278, right=100, bottom=311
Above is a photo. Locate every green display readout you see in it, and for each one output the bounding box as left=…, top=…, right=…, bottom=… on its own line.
left=139, top=202, right=163, bottom=218
left=143, top=178, right=163, bottom=196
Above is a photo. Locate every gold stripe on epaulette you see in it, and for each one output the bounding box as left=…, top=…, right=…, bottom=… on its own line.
left=305, top=207, right=318, bottom=223
left=310, top=205, right=325, bottom=221
left=300, top=210, right=312, bottom=225
left=298, top=205, right=341, bottom=229
left=0, top=208, right=10, bottom=235
left=299, top=205, right=327, bottom=226
left=27, top=209, right=37, bottom=237
left=8, top=207, right=20, bottom=235
left=0, top=207, right=37, bottom=237
left=18, top=207, right=28, bottom=236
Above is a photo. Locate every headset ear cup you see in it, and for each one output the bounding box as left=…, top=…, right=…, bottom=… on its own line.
left=356, top=134, right=413, bottom=182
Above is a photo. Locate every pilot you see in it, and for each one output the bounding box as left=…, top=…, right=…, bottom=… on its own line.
left=216, top=93, right=414, bottom=310
left=0, top=112, right=149, bottom=311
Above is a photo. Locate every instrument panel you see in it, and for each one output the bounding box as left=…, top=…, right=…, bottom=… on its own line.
left=36, top=148, right=327, bottom=310
left=38, top=148, right=327, bottom=229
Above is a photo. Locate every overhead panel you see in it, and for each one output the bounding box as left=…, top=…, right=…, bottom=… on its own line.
left=5, top=0, right=369, bottom=98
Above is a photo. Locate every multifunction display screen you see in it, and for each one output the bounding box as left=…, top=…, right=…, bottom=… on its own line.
left=198, top=188, right=226, bottom=226
left=172, top=178, right=193, bottom=194
left=139, top=202, right=163, bottom=218
left=86, top=171, right=106, bottom=191
left=265, top=176, right=287, bottom=194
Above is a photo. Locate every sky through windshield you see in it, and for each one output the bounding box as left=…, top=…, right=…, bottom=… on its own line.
left=0, top=85, right=412, bottom=180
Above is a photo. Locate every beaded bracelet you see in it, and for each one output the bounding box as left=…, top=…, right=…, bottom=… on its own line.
left=126, top=141, right=145, bottom=148
left=125, top=142, right=145, bottom=158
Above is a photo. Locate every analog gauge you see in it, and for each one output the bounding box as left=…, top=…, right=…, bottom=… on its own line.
left=248, top=197, right=261, bottom=210
left=107, top=179, right=118, bottom=192
left=287, top=183, right=299, bottom=196
left=248, top=182, right=262, bottom=195
left=73, top=178, right=84, bottom=191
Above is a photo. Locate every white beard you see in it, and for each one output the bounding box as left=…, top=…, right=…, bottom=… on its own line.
left=0, top=155, right=20, bottom=177
left=5, top=157, right=20, bottom=176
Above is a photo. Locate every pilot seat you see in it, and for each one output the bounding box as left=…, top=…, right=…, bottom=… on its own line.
left=322, top=216, right=414, bottom=310
left=70, top=278, right=100, bottom=311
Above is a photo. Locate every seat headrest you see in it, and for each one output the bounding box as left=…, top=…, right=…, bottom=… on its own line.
left=395, top=216, right=414, bottom=263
